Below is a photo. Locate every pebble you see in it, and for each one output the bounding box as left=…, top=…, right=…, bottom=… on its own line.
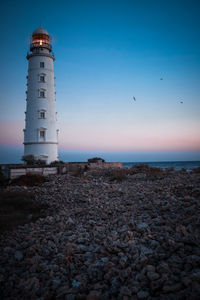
left=0, top=167, right=199, bottom=299
left=147, top=271, right=160, bottom=281
left=137, top=290, right=149, bottom=299
left=162, top=283, right=182, bottom=293
left=14, top=250, right=23, bottom=261
left=146, top=265, right=156, bottom=272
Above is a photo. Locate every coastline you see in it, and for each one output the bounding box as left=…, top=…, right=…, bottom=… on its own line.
left=0, top=166, right=200, bottom=299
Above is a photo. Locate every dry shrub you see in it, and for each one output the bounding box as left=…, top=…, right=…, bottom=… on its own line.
left=165, top=167, right=175, bottom=174
left=147, top=167, right=164, bottom=179
left=109, top=169, right=127, bottom=182
left=0, top=191, right=46, bottom=232
left=128, top=164, right=164, bottom=180
left=78, top=178, right=89, bottom=183
left=129, top=164, right=151, bottom=175
left=49, top=160, right=64, bottom=166
left=0, top=167, right=8, bottom=187
left=21, top=155, right=46, bottom=166
left=70, top=167, right=83, bottom=177
left=88, top=157, right=105, bottom=163
left=192, top=167, right=200, bottom=174
left=11, top=174, right=46, bottom=186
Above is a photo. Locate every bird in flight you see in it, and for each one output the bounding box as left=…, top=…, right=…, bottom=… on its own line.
left=133, top=96, right=136, bottom=101
left=180, top=101, right=183, bottom=104
left=160, top=78, right=163, bottom=80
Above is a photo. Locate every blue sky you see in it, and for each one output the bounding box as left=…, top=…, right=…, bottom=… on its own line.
left=0, top=0, right=200, bottom=162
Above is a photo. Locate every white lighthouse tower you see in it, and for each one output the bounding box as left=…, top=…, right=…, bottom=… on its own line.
left=24, top=27, right=58, bottom=164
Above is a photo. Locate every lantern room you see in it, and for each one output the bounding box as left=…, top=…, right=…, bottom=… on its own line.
left=30, top=27, right=52, bottom=52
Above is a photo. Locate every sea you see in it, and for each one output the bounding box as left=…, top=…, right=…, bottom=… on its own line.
left=0, top=146, right=199, bottom=171
left=122, top=161, right=200, bottom=171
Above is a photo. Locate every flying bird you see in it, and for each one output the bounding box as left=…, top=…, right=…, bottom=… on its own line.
left=180, top=101, right=183, bottom=104
left=160, top=78, right=163, bottom=80
left=133, top=96, right=136, bottom=101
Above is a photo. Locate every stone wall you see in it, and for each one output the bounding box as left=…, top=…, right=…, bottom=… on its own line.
left=58, top=162, right=122, bottom=174
left=9, top=167, right=57, bottom=180
left=88, top=162, right=122, bottom=169
left=1, top=162, right=123, bottom=179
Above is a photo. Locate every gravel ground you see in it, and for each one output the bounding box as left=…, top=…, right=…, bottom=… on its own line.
left=0, top=168, right=200, bottom=300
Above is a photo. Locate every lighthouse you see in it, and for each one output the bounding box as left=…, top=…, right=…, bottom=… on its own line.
left=24, top=27, right=58, bottom=164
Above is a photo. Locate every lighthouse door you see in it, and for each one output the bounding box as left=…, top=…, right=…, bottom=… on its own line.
left=39, top=129, right=46, bottom=142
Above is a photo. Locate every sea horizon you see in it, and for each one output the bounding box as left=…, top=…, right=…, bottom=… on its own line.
left=0, top=145, right=200, bottom=168
left=122, top=160, right=200, bottom=170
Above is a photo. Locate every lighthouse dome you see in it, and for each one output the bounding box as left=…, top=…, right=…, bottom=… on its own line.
left=32, top=27, right=49, bottom=36
left=30, top=27, right=52, bottom=52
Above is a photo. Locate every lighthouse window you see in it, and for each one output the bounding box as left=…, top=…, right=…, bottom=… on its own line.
left=40, top=131, right=45, bottom=138
left=40, top=75, right=45, bottom=82
left=40, top=62, right=45, bottom=68
left=40, top=112, right=45, bottom=119
left=40, top=90, right=45, bottom=98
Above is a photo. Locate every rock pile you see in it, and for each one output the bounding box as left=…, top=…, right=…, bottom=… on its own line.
left=0, top=168, right=200, bottom=299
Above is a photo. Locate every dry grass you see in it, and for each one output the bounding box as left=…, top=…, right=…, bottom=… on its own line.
left=11, top=174, right=46, bottom=186
left=165, top=167, right=175, bottom=174
left=108, top=169, right=127, bottom=182
left=0, top=191, right=47, bottom=232
left=127, top=164, right=164, bottom=179
left=0, top=167, right=8, bottom=187
left=192, top=167, right=200, bottom=174
left=69, top=166, right=85, bottom=177
left=108, top=164, right=165, bottom=182
left=147, top=166, right=164, bottom=179
left=128, top=164, right=151, bottom=175
left=78, top=178, right=89, bottom=183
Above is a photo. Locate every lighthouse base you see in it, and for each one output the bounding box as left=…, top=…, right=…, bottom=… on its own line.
left=24, top=143, right=58, bottom=165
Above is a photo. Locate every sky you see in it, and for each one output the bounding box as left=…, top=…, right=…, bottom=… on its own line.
left=0, top=0, right=200, bottom=163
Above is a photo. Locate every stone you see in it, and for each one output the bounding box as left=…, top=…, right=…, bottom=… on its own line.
left=65, top=294, right=76, bottom=300
left=150, top=280, right=162, bottom=292
left=66, top=217, right=75, bottom=226
left=146, top=265, right=155, bottom=272
left=23, top=277, right=40, bottom=291
left=120, top=286, right=132, bottom=296
left=150, top=240, right=159, bottom=248
left=57, top=285, right=70, bottom=297
left=162, top=283, right=182, bottom=293
left=137, top=290, right=149, bottom=299
left=119, top=256, right=128, bottom=267
left=14, top=250, right=23, bottom=261
left=181, top=276, right=192, bottom=286
left=140, top=246, right=153, bottom=256
left=101, top=257, right=109, bottom=264
left=52, top=278, right=61, bottom=288
left=147, top=272, right=160, bottom=281
left=4, top=247, right=13, bottom=254
left=86, top=294, right=101, bottom=300
left=137, top=222, right=149, bottom=230
left=190, top=270, right=200, bottom=281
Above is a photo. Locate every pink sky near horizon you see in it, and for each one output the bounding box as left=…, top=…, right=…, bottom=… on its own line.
left=0, top=120, right=199, bottom=152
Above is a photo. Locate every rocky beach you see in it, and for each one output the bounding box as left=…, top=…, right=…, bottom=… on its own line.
left=0, top=166, right=200, bottom=300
